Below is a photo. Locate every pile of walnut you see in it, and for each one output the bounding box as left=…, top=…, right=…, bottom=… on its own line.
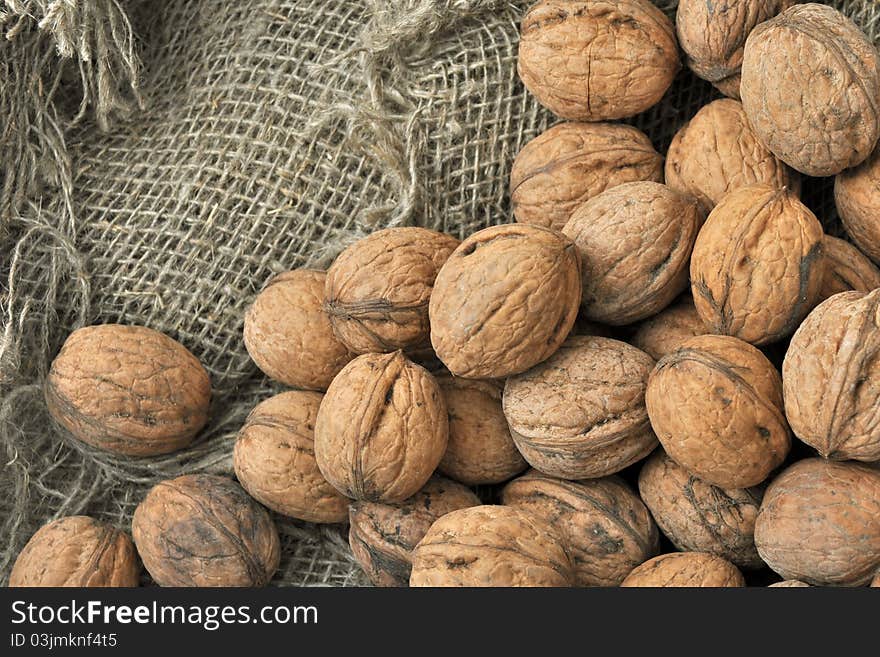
left=11, top=1, right=880, bottom=588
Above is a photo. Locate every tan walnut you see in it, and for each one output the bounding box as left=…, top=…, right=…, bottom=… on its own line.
left=10, top=516, right=140, bottom=587
left=348, top=476, right=480, bottom=587
left=768, top=580, right=810, bottom=587
left=45, top=324, right=211, bottom=457
left=409, top=505, right=575, bottom=587
left=502, top=470, right=659, bottom=587
left=233, top=390, right=349, bottom=523
left=621, top=552, right=745, bottom=587
left=504, top=336, right=657, bottom=480
left=755, top=458, right=880, bottom=586
left=429, top=223, right=581, bottom=379
left=819, top=235, right=880, bottom=301
left=518, top=0, right=679, bottom=121
left=835, top=147, right=880, bottom=264
left=132, top=474, right=280, bottom=587
left=630, top=296, right=709, bottom=361
left=741, top=3, right=880, bottom=176
left=646, top=334, right=790, bottom=488
left=314, top=351, right=448, bottom=503
left=511, top=122, right=663, bottom=231
left=244, top=269, right=353, bottom=390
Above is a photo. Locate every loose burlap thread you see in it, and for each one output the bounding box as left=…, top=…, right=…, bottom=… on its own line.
left=1, top=0, right=879, bottom=586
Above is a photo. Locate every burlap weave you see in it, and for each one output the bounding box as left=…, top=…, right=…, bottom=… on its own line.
left=2, top=0, right=878, bottom=586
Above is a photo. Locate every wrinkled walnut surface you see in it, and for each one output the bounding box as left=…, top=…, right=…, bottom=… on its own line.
left=621, top=552, right=745, bottom=587
left=768, top=580, right=810, bottom=587
left=429, top=223, right=581, bottom=379
left=45, top=324, right=211, bottom=457
left=836, top=146, right=880, bottom=264
left=10, top=516, right=140, bottom=587
left=631, top=296, right=709, bottom=361
left=819, top=235, right=880, bottom=301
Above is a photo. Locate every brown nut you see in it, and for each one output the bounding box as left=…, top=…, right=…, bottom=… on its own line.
left=429, top=224, right=581, bottom=379
left=563, top=181, right=702, bottom=325
left=314, top=351, right=448, bottom=502
left=244, top=269, right=353, bottom=390
left=324, top=227, right=460, bottom=354
left=409, top=505, right=575, bottom=587
left=665, top=99, right=797, bottom=214
left=10, top=516, right=140, bottom=587
left=132, top=474, right=280, bottom=587
left=504, top=336, right=657, bottom=479
left=872, top=574, right=880, bottom=587
left=510, top=122, right=663, bottom=231
left=233, top=390, right=349, bottom=523
left=782, top=289, right=880, bottom=462
left=630, top=296, right=709, bottom=361
left=690, top=184, right=824, bottom=345
left=436, top=376, right=527, bottom=485
left=646, top=334, right=790, bottom=488
left=741, top=3, right=880, bottom=176
left=621, top=552, right=745, bottom=587
left=836, top=147, right=880, bottom=264
left=518, top=0, right=679, bottom=121
left=502, top=470, right=659, bottom=587
left=820, top=235, right=880, bottom=301
left=755, top=458, right=880, bottom=586
left=768, top=580, right=810, bottom=587
left=676, top=0, right=795, bottom=99
left=638, top=450, right=764, bottom=569
left=348, top=476, right=481, bottom=587
left=45, top=324, right=211, bottom=457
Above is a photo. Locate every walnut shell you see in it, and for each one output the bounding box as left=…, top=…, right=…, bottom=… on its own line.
left=10, top=516, right=140, bottom=587
left=244, top=269, right=353, bottom=390
left=782, top=289, right=880, bottom=462
left=563, top=181, right=703, bottom=325
left=665, top=99, right=797, bottom=213
left=836, top=147, right=880, bottom=264
left=518, top=0, right=679, bottom=121
left=630, top=297, right=709, bottom=361
left=820, top=235, right=880, bottom=301
left=621, top=552, right=745, bottom=587
left=768, top=580, right=810, bottom=587
left=233, top=390, right=348, bottom=523
left=324, top=227, right=460, bottom=354
left=45, top=324, right=211, bottom=456
left=740, top=3, right=880, bottom=176
left=504, top=336, right=657, bottom=479
left=501, top=470, right=659, bottom=586
left=676, top=0, right=795, bottom=99
left=314, top=351, right=448, bottom=502
left=755, top=458, right=880, bottom=586
left=511, top=122, right=663, bottom=231
left=436, top=376, right=527, bottom=485
left=638, top=450, right=764, bottom=569
left=646, top=334, right=790, bottom=488
left=872, top=574, right=880, bottom=587
left=132, top=474, right=280, bottom=587
left=429, top=223, right=581, bottom=379
left=690, top=184, right=824, bottom=345
left=348, top=476, right=481, bottom=587
left=409, top=505, right=575, bottom=587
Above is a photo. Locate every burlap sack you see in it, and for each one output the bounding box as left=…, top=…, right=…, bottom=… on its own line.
left=1, top=0, right=878, bottom=586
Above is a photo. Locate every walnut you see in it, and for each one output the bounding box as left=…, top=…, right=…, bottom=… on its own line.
left=638, top=450, right=764, bottom=569
left=132, top=474, right=280, bottom=587
left=740, top=3, right=880, bottom=176
left=665, top=99, right=797, bottom=214
left=435, top=376, right=527, bottom=485
left=501, top=470, right=659, bottom=587
left=873, top=574, right=880, bottom=587
left=819, top=235, right=880, bottom=301
left=782, top=289, right=880, bottom=462
left=690, top=184, right=824, bottom=345
left=646, top=334, right=790, bottom=488
left=755, top=458, right=880, bottom=586
left=563, top=181, right=703, bottom=325
left=518, top=0, right=679, bottom=121
left=630, top=296, right=709, bottom=361
left=233, top=390, right=348, bottom=523
left=409, top=505, right=574, bottom=587
left=676, top=0, right=795, bottom=99
left=503, top=336, right=657, bottom=479
left=348, top=476, right=480, bottom=587
left=768, top=580, right=810, bottom=587
left=510, top=122, right=663, bottom=231
left=9, top=516, right=140, bottom=587
left=429, top=223, right=581, bottom=379
left=244, top=269, right=353, bottom=390
left=324, top=227, right=459, bottom=354
left=314, top=351, right=447, bottom=502
left=836, top=147, right=880, bottom=264
left=45, top=324, right=211, bottom=457
left=621, top=552, right=745, bottom=587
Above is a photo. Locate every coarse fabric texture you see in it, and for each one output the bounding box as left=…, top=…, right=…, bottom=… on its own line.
left=1, top=0, right=878, bottom=586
